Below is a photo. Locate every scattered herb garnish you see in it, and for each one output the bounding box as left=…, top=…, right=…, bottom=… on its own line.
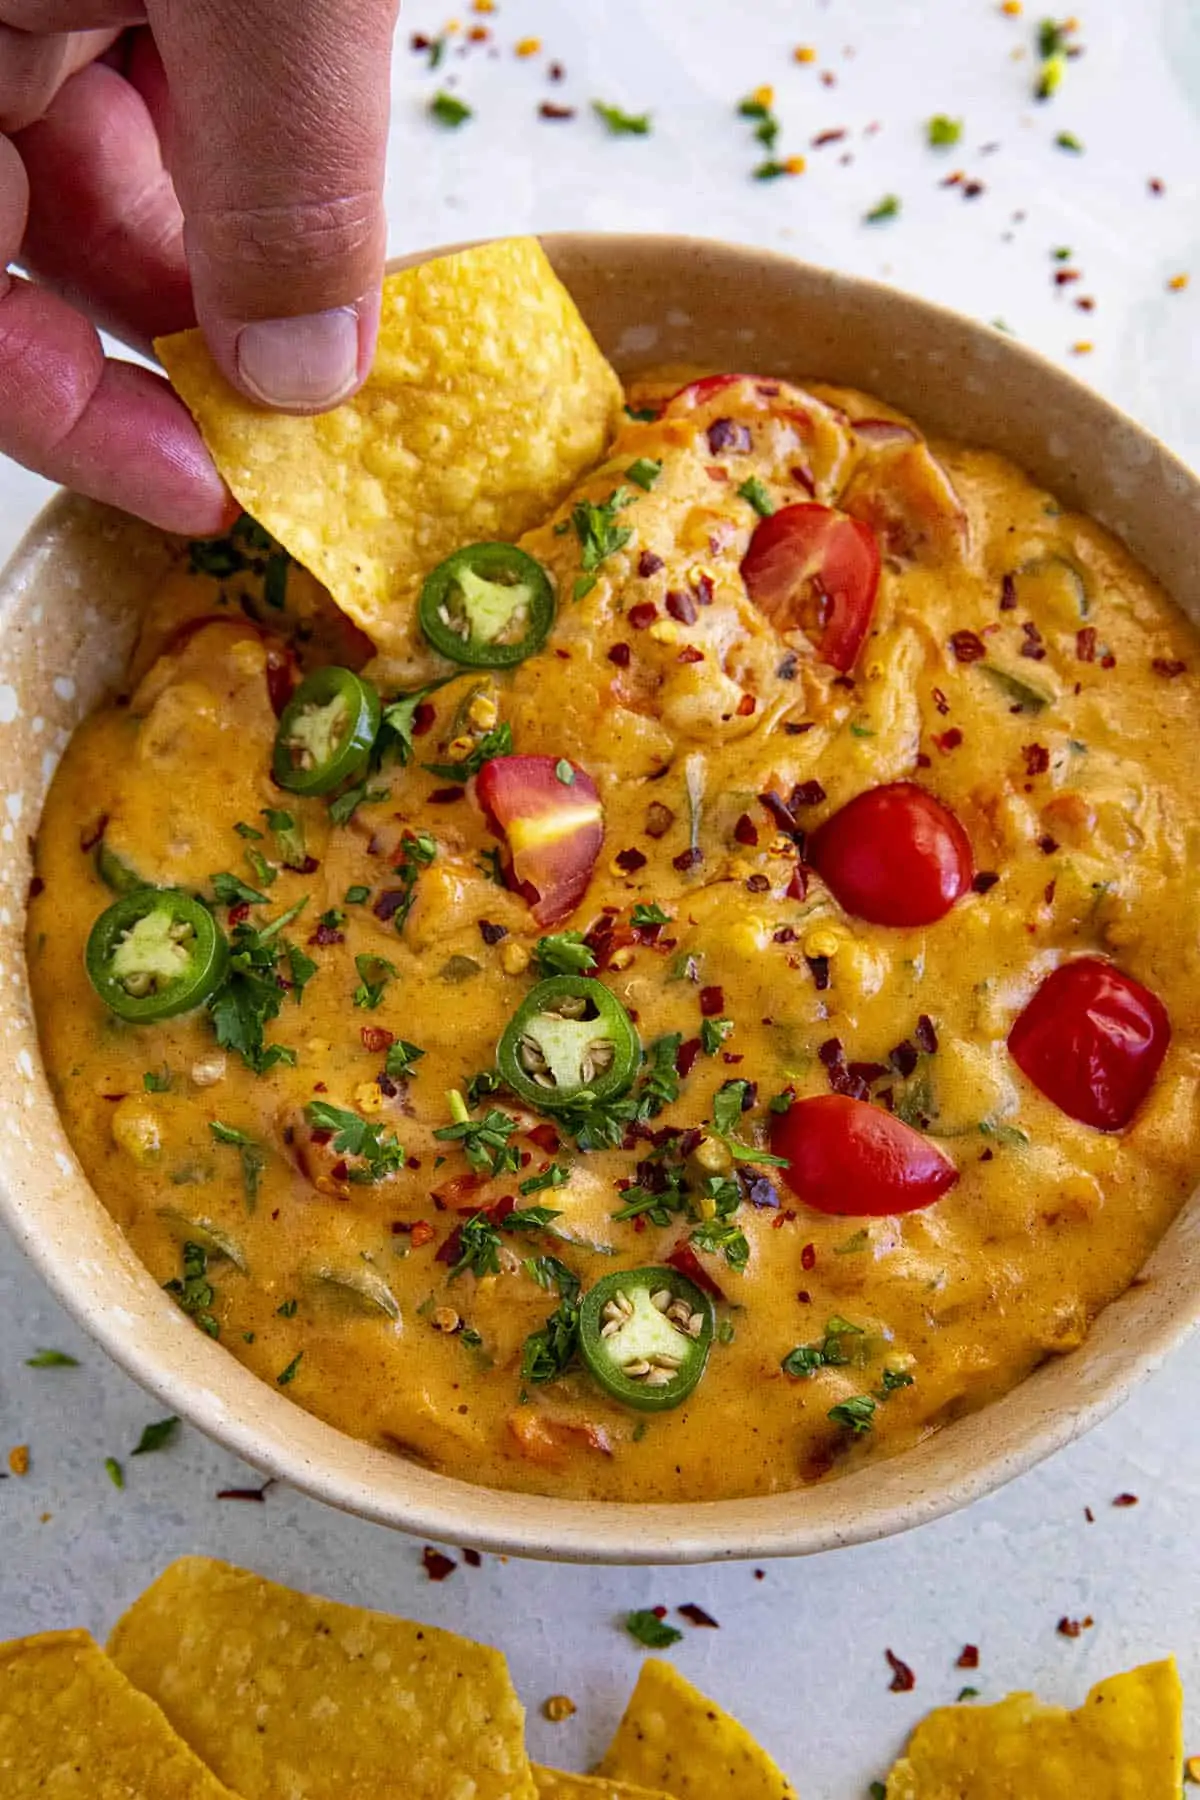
left=208, top=900, right=307, bottom=1074
left=927, top=114, right=962, bottom=147
left=782, top=1315, right=867, bottom=1378
left=519, top=1161, right=571, bottom=1196
left=143, top=1068, right=171, bottom=1093
left=737, top=476, right=776, bottom=518
left=423, top=722, right=513, bottom=782
left=164, top=1241, right=219, bottom=1338
left=385, top=1039, right=426, bottom=1079
left=132, top=1417, right=180, bottom=1456
left=209, top=1120, right=267, bottom=1212
left=711, top=1080, right=788, bottom=1166
left=303, top=1101, right=405, bottom=1183
left=533, top=931, right=597, bottom=977
left=1055, top=130, right=1083, bottom=152
left=211, top=871, right=269, bottom=908
left=104, top=1456, right=124, bottom=1490
left=430, top=91, right=472, bottom=128
left=571, top=488, right=636, bottom=599
left=521, top=1295, right=581, bottom=1384
left=625, top=1609, right=683, bottom=1649
left=631, top=902, right=670, bottom=928
left=865, top=194, right=901, bottom=224
left=328, top=781, right=389, bottom=826
left=828, top=1394, right=877, bottom=1435
left=261, top=807, right=307, bottom=870
left=345, top=885, right=371, bottom=905
left=276, top=1351, right=304, bottom=1386
left=25, top=1348, right=78, bottom=1368
left=353, top=954, right=397, bottom=1010
left=284, top=940, right=317, bottom=1000
left=700, top=1017, right=734, bottom=1055
left=593, top=101, right=651, bottom=136
left=434, top=1092, right=521, bottom=1176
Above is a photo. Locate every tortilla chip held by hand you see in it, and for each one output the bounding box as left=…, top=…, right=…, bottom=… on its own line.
left=155, top=238, right=622, bottom=658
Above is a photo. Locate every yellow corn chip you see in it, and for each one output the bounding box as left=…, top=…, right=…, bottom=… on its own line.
left=155, top=238, right=622, bottom=656
left=886, top=1658, right=1183, bottom=1799
left=0, top=1629, right=244, bottom=1798
left=535, top=1768, right=674, bottom=1800
left=534, top=1769, right=671, bottom=1800
left=596, top=1658, right=798, bottom=1800
left=107, top=1557, right=536, bottom=1800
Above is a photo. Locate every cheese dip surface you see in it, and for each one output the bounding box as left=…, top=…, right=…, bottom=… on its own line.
left=28, top=373, right=1199, bottom=1503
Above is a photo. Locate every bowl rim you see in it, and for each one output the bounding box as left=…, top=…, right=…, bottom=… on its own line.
left=3, top=229, right=1199, bottom=1564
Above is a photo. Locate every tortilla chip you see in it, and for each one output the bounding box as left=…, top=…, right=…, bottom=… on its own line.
left=155, top=238, right=622, bottom=655
left=534, top=1770, right=671, bottom=1800
left=107, top=1557, right=536, bottom=1800
left=886, top=1659, right=1183, bottom=1799
left=596, top=1658, right=798, bottom=1800
left=0, top=1629, right=243, bottom=1798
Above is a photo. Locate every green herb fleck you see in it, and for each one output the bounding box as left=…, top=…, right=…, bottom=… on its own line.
left=353, top=953, right=397, bottom=1011
left=345, top=885, right=371, bottom=905
left=276, top=1351, right=304, bottom=1386
left=519, top=1161, right=571, bottom=1196
left=625, top=1609, right=683, bottom=1649
left=328, top=782, right=389, bottom=826
left=164, top=1241, right=220, bottom=1338
left=700, top=1017, right=733, bottom=1055
left=430, top=91, right=472, bottom=128
left=104, top=1456, right=124, bottom=1490
left=631, top=902, right=670, bottom=928
left=132, top=1417, right=179, bottom=1456
left=865, top=194, right=901, bottom=224
left=434, top=1095, right=521, bottom=1177
left=927, top=114, right=962, bottom=147
left=828, top=1394, right=876, bottom=1435
left=737, top=476, right=776, bottom=518
left=625, top=457, right=662, bottom=491
left=304, top=1101, right=405, bottom=1182
left=533, top=930, right=597, bottom=977
left=211, top=871, right=269, bottom=907
left=423, top=721, right=513, bottom=782
left=261, top=807, right=307, bottom=870
left=25, top=1348, right=78, bottom=1368
left=1055, top=130, right=1083, bottom=152
left=209, top=1121, right=267, bottom=1212
left=385, top=1039, right=425, bottom=1079
left=143, top=1068, right=171, bottom=1094
left=593, top=101, right=651, bottom=136
left=957, top=1687, right=980, bottom=1702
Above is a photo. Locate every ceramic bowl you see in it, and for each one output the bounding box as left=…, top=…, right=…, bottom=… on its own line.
left=2, top=235, right=1198, bottom=1564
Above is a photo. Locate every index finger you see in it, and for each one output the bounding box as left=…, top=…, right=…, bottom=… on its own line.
left=146, top=0, right=397, bottom=413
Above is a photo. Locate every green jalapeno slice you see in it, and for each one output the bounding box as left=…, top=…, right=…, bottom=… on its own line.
left=419, top=543, right=555, bottom=668
left=272, top=667, right=381, bottom=796
left=86, top=889, right=228, bottom=1022
left=579, top=1265, right=714, bottom=1412
left=94, top=839, right=145, bottom=894
left=497, top=975, right=639, bottom=1111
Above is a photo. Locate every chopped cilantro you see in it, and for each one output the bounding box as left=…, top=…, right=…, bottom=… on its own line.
left=570, top=488, right=635, bottom=596
left=104, top=1456, right=124, bottom=1490
left=835, top=1227, right=870, bottom=1254
left=1053, top=245, right=1072, bottom=260
left=328, top=782, right=389, bottom=826
left=519, top=1161, right=571, bottom=1196
left=447, top=1213, right=503, bottom=1280
left=753, top=160, right=793, bottom=181
left=849, top=722, right=875, bottom=738
left=782, top=1315, right=866, bottom=1378
left=430, top=91, right=472, bottom=128
left=558, top=1031, right=682, bottom=1152
left=131, top=1417, right=179, bottom=1456
left=245, top=847, right=276, bottom=890
left=1038, top=18, right=1068, bottom=55
left=927, top=114, right=962, bottom=147
left=208, top=902, right=307, bottom=1074
left=25, top=1348, right=78, bottom=1367
left=1055, top=130, right=1083, bottom=152
left=865, top=194, right=901, bottom=223
left=593, top=100, right=651, bottom=136
left=625, top=1609, right=682, bottom=1649
left=521, top=1294, right=581, bottom=1383
left=423, top=722, right=513, bottom=782
left=828, top=1394, right=877, bottom=1435
left=737, top=476, right=776, bottom=517
left=700, top=1017, right=733, bottom=1055
left=353, top=953, right=397, bottom=1010
left=476, top=846, right=505, bottom=886
left=376, top=679, right=453, bottom=770
left=434, top=1093, right=521, bottom=1176
left=164, top=1241, right=219, bottom=1337
left=533, top=931, right=597, bottom=977
left=303, top=1101, right=405, bottom=1182
left=143, top=1068, right=171, bottom=1093
left=209, top=1120, right=267, bottom=1212
left=234, top=821, right=263, bottom=841
left=737, top=97, right=772, bottom=121
left=276, top=1298, right=297, bottom=1318
left=631, top=902, right=670, bottom=928
left=625, top=457, right=662, bottom=491
left=690, top=1219, right=749, bottom=1271
left=466, top=1067, right=502, bottom=1107
left=879, top=1367, right=915, bottom=1395
left=711, top=1080, right=789, bottom=1165
left=284, top=940, right=317, bottom=1000
left=503, top=1204, right=564, bottom=1232
left=957, top=1687, right=980, bottom=1702
left=385, top=1039, right=426, bottom=1078
left=261, top=807, right=307, bottom=869
left=319, top=908, right=346, bottom=930
left=211, top=871, right=269, bottom=907
left=345, top=885, right=371, bottom=905
left=276, top=1351, right=304, bottom=1386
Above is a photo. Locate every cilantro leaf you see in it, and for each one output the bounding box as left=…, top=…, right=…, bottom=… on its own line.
left=625, top=1609, right=683, bottom=1649
left=211, top=871, right=269, bottom=907
left=519, top=1161, right=570, bottom=1196
left=593, top=100, right=651, bottom=136
left=434, top=1097, right=521, bottom=1176
left=261, top=806, right=307, bottom=869
left=131, top=1416, right=180, bottom=1456
left=631, top=902, right=670, bottom=928
left=865, top=194, right=901, bottom=224
left=143, top=1068, right=171, bottom=1093
left=25, top=1348, right=78, bottom=1367
left=208, top=910, right=303, bottom=1075
left=430, top=91, right=472, bottom=128
left=328, top=782, right=388, bottom=826
left=353, top=953, right=397, bottom=1010
left=521, top=1295, right=581, bottom=1383
left=700, top=1017, right=733, bottom=1055
left=303, top=1101, right=405, bottom=1182
left=927, top=114, right=962, bottom=147
left=276, top=1351, right=304, bottom=1386
left=422, top=721, right=513, bottom=782
left=570, top=488, right=635, bottom=593
left=502, top=1205, right=564, bottom=1232
left=104, top=1456, right=124, bottom=1490
left=385, top=1039, right=426, bottom=1078
left=284, top=940, right=317, bottom=1001
left=828, top=1395, right=876, bottom=1435
left=376, top=679, right=452, bottom=769
left=533, top=930, right=597, bottom=976
left=690, top=1219, right=749, bottom=1271
left=447, top=1213, right=502, bottom=1280
left=209, top=1120, right=267, bottom=1211
left=164, top=1241, right=220, bottom=1338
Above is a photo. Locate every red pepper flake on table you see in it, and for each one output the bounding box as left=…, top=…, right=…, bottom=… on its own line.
left=886, top=1648, right=917, bottom=1692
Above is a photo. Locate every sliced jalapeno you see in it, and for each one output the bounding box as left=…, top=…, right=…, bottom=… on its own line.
left=497, top=975, right=639, bottom=1111
left=272, top=666, right=381, bottom=796
left=86, top=889, right=228, bottom=1022
left=419, top=543, right=555, bottom=668
left=94, top=838, right=145, bottom=894
left=579, top=1265, right=714, bottom=1413
left=1011, top=554, right=1089, bottom=623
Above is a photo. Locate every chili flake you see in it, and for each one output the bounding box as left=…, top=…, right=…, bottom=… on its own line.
left=1112, top=1491, right=1139, bottom=1507
left=957, top=1643, right=980, bottom=1669
left=886, top=1649, right=916, bottom=1692
left=422, top=1545, right=457, bottom=1581
left=678, top=1602, right=720, bottom=1627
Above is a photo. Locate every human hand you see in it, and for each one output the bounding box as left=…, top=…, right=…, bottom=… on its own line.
left=0, top=0, right=397, bottom=535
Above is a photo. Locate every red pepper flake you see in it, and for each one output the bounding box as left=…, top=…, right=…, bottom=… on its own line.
left=932, top=686, right=950, bottom=716
left=422, top=1546, right=457, bottom=1582
left=957, top=1644, right=980, bottom=1669
left=428, top=785, right=466, bottom=804
left=638, top=550, right=665, bottom=577
left=886, top=1650, right=916, bottom=1692
left=801, top=1241, right=817, bottom=1271
left=216, top=1480, right=274, bottom=1502
left=628, top=601, right=657, bottom=630
left=812, top=127, right=847, bottom=146
left=673, top=847, right=703, bottom=871
left=692, top=572, right=715, bottom=606
left=1152, top=657, right=1186, bottom=678
left=410, top=1220, right=436, bottom=1248
left=949, top=630, right=986, bottom=663
left=228, top=902, right=252, bottom=927
left=1075, top=626, right=1097, bottom=662
left=676, top=1038, right=703, bottom=1079
left=678, top=1603, right=720, bottom=1628
left=941, top=170, right=964, bottom=188
left=734, top=813, right=760, bottom=847
left=539, top=101, right=575, bottom=119
left=1054, top=268, right=1081, bottom=286
left=805, top=951, right=829, bottom=988
left=666, top=590, right=698, bottom=624
left=666, top=1241, right=726, bottom=1300
left=612, top=848, right=645, bottom=876
left=1149, top=176, right=1165, bottom=194
left=413, top=700, right=437, bottom=736
left=1112, top=1491, right=1139, bottom=1507
left=1057, top=1615, right=1093, bottom=1638
left=1075, top=295, right=1095, bottom=311
left=1022, top=743, right=1050, bottom=776
left=549, top=60, right=565, bottom=81
left=1101, top=651, right=1117, bottom=670
left=914, top=1014, right=938, bottom=1053
left=700, top=985, right=725, bottom=1017
left=1000, top=573, right=1017, bottom=611
left=933, top=727, right=963, bottom=753
left=527, top=1122, right=560, bottom=1153
left=962, top=179, right=985, bottom=199
left=1084, top=1505, right=1095, bottom=1522
left=1020, top=620, right=1047, bottom=661
left=736, top=693, right=758, bottom=716
left=27, top=875, right=44, bottom=901
left=607, top=642, right=632, bottom=668
left=80, top=814, right=108, bottom=853
left=360, top=1025, right=395, bottom=1053
left=790, top=779, right=827, bottom=808
left=462, top=1546, right=483, bottom=1567
left=677, top=646, right=705, bottom=664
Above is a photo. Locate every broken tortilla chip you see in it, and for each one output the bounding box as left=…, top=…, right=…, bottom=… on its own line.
left=0, top=1629, right=244, bottom=1799
left=107, top=1557, right=536, bottom=1800
left=885, top=1658, right=1183, bottom=1799
left=596, top=1658, right=798, bottom=1800
left=155, top=238, right=622, bottom=658
left=534, top=1770, right=671, bottom=1800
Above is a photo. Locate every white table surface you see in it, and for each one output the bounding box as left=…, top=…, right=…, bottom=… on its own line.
left=4, top=2, right=1200, bottom=1793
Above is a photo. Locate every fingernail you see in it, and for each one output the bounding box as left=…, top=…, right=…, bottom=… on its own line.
left=235, top=306, right=361, bottom=410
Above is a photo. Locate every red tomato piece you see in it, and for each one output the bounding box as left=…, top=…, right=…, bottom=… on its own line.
left=666, top=373, right=756, bottom=410
left=770, top=1094, right=957, bottom=1216
left=475, top=755, right=603, bottom=928
left=740, top=503, right=881, bottom=673
left=809, top=781, right=973, bottom=926
left=1007, top=956, right=1170, bottom=1131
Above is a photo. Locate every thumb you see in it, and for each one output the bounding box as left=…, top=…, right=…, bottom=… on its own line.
left=147, top=0, right=396, bottom=412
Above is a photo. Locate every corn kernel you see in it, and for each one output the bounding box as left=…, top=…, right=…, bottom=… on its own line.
left=110, top=1095, right=162, bottom=1166
left=468, top=693, right=498, bottom=730
left=1001, top=0, right=1021, bottom=12
left=472, top=0, right=494, bottom=11
left=501, top=941, right=531, bottom=976
left=354, top=1082, right=385, bottom=1115
left=516, top=35, right=540, bottom=55
left=804, top=926, right=843, bottom=958
left=607, top=946, right=635, bottom=971
left=691, top=1134, right=733, bottom=1174
left=783, top=155, right=807, bottom=176
left=1071, top=340, right=1094, bottom=355
left=448, top=734, right=475, bottom=758
left=1168, top=272, right=1190, bottom=292
left=649, top=619, right=682, bottom=645
left=751, top=83, right=775, bottom=107
left=793, top=45, right=816, bottom=62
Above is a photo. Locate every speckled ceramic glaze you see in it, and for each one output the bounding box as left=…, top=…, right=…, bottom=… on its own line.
left=2, top=236, right=1198, bottom=1563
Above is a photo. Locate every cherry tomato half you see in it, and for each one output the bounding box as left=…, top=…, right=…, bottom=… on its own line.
left=770, top=1094, right=958, bottom=1216
left=740, top=502, right=881, bottom=673
left=666, top=373, right=756, bottom=410
left=809, top=781, right=974, bottom=927
left=1007, top=956, right=1170, bottom=1132
left=476, top=754, right=604, bottom=928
